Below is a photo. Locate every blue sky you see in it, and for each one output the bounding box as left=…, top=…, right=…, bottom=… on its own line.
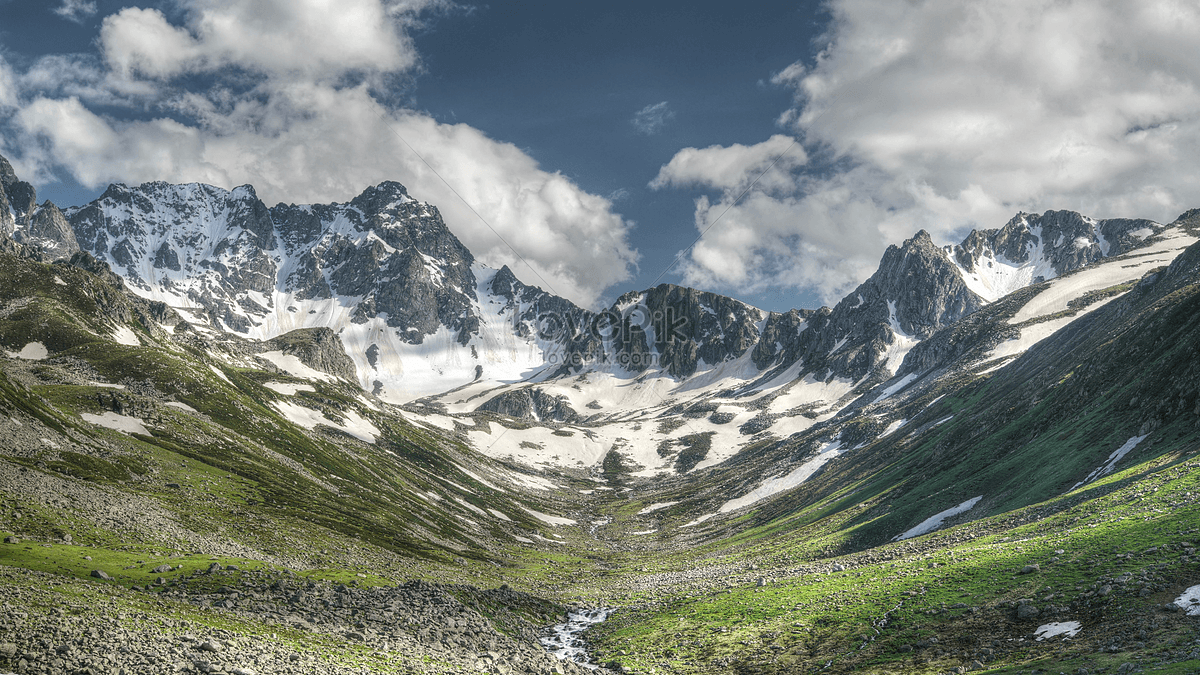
left=1, top=1, right=1198, bottom=312
left=405, top=2, right=824, bottom=309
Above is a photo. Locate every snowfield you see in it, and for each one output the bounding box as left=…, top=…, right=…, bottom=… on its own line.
left=1174, top=585, right=1200, bottom=616
left=7, top=342, right=49, bottom=360
left=263, top=382, right=316, bottom=396
left=893, top=496, right=983, bottom=541
left=1034, top=621, right=1082, bottom=640
left=719, top=440, right=845, bottom=513
left=81, top=412, right=150, bottom=436
left=271, top=401, right=380, bottom=443
left=1010, top=227, right=1197, bottom=325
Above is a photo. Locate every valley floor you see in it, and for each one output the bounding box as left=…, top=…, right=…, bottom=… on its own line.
left=3, top=447, right=1199, bottom=675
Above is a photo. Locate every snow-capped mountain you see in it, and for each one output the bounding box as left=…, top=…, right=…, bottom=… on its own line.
left=17, top=152, right=1185, bottom=476
left=65, top=179, right=569, bottom=402
left=947, top=210, right=1160, bottom=302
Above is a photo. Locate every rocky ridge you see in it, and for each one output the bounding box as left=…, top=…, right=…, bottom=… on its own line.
left=0, top=155, right=80, bottom=261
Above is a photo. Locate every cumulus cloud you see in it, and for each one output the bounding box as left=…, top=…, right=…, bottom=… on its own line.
left=0, top=56, right=16, bottom=110
left=650, top=134, right=804, bottom=194
left=631, top=101, right=675, bottom=135
left=100, top=8, right=205, bottom=79
left=99, top=0, right=432, bottom=81
left=53, top=0, right=97, bottom=23
left=657, top=0, right=1200, bottom=303
left=6, top=0, right=637, bottom=307
left=18, top=86, right=638, bottom=304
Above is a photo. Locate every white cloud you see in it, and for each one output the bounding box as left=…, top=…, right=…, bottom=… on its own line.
left=100, top=8, right=206, bottom=79
left=649, top=134, right=804, bottom=195
left=0, top=56, right=17, bottom=110
left=658, top=0, right=1200, bottom=302
left=17, top=83, right=637, bottom=307
left=631, top=101, right=675, bottom=135
left=53, top=0, right=97, bottom=23
left=6, top=0, right=637, bottom=307
left=99, top=0, right=431, bottom=81
left=20, top=54, right=163, bottom=109
left=674, top=168, right=899, bottom=303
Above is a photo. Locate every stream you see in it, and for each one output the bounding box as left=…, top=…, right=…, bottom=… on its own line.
left=541, top=607, right=612, bottom=670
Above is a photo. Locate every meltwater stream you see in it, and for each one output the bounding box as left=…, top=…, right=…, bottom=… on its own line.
left=541, top=608, right=612, bottom=670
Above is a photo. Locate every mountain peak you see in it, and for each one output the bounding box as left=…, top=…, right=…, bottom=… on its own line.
left=349, top=180, right=414, bottom=214
left=908, top=229, right=935, bottom=245
left=949, top=209, right=1161, bottom=302
left=0, top=153, right=17, bottom=193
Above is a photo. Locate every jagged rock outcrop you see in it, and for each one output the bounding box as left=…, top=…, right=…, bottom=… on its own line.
left=274, top=182, right=478, bottom=343
left=264, top=328, right=357, bottom=382
left=0, top=154, right=79, bottom=260
left=488, top=265, right=589, bottom=342
left=633, top=285, right=765, bottom=379
left=21, top=202, right=80, bottom=259
left=477, top=387, right=580, bottom=423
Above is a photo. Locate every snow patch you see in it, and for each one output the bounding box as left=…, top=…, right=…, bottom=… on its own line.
left=873, top=373, right=917, bottom=404
left=456, top=498, right=487, bottom=517
left=165, top=401, right=197, bottom=413
left=110, top=325, right=141, bottom=347
left=986, top=314, right=1082, bottom=362
left=1173, top=585, right=1200, bottom=615
left=1034, top=621, right=1082, bottom=640
left=637, top=501, right=678, bottom=515
left=263, top=382, right=316, bottom=396
left=258, top=351, right=336, bottom=382
left=271, top=401, right=379, bottom=443
left=893, top=495, right=982, bottom=541
left=521, top=507, right=576, bottom=526
left=455, top=464, right=502, bottom=491
left=883, top=301, right=919, bottom=374
left=1072, top=435, right=1147, bottom=489
left=719, top=441, right=844, bottom=513
left=880, top=419, right=907, bottom=437
left=682, top=513, right=717, bottom=528
left=81, top=412, right=149, bottom=436
left=8, top=342, right=49, bottom=360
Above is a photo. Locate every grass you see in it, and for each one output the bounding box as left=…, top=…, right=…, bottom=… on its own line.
left=4, top=244, right=1200, bottom=674
left=0, top=535, right=274, bottom=589
left=586, top=451, right=1200, bottom=674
